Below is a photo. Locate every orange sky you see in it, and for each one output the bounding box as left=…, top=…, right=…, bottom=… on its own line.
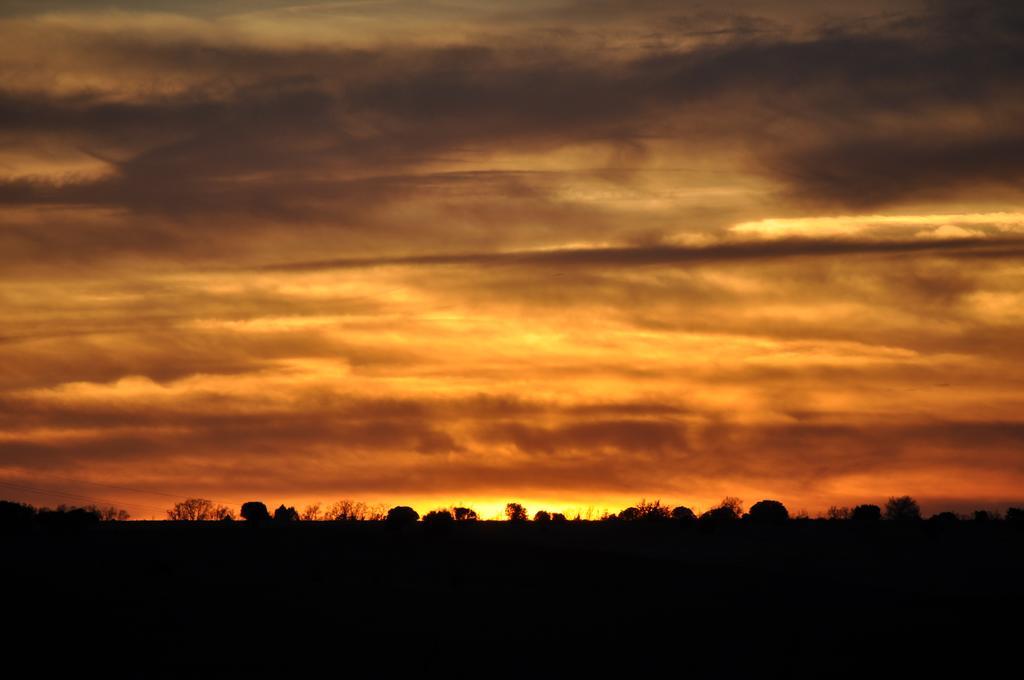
left=2, top=1, right=1023, bottom=518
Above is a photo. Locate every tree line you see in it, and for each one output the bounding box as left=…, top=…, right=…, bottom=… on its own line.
left=162, top=495, right=1024, bottom=526
left=3, top=495, right=1022, bottom=531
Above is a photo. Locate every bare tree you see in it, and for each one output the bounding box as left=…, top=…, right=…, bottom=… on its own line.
left=84, top=505, right=131, bottom=521
left=719, top=497, right=744, bottom=516
left=325, top=499, right=387, bottom=521
left=326, top=499, right=360, bottom=520
left=167, top=498, right=234, bottom=521
left=300, top=503, right=323, bottom=521
left=365, top=504, right=388, bottom=521
left=826, top=506, right=852, bottom=520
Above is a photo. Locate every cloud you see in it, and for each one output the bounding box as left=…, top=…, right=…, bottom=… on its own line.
left=258, top=237, right=1024, bottom=272
left=2, top=1, right=1024, bottom=514
left=0, top=0, right=1022, bottom=257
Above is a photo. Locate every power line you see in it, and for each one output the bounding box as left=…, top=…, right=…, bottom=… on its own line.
left=13, top=470, right=247, bottom=508
left=0, top=480, right=168, bottom=516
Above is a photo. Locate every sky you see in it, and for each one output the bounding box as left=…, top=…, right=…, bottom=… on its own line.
left=2, top=0, right=1023, bottom=519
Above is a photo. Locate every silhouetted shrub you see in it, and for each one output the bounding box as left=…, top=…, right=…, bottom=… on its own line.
left=36, top=506, right=100, bottom=534
left=974, top=510, right=993, bottom=522
left=671, top=506, right=696, bottom=523
left=748, top=500, right=789, bottom=525
left=421, top=509, right=453, bottom=536
left=0, top=500, right=35, bottom=531
left=884, top=496, right=921, bottom=521
left=929, top=511, right=959, bottom=525
left=534, top=510, right=551, bottom=522
left=422, top=509, right=454, bottom=525
left=505, top=503, right=528, bottom=522
left=700, top=498, right=743, bottom=524
left=274, top=505, right=299, bottom=522
left=453, top=507, right=478, bottom=522
left=241, top=501, right=271, bottom=523
left=616, top=500, right=671, bottom=522
left=699, top=506, right=738, bottom=524
left=618, top=507, right=640, bottom=521
left=551, top=513, right=568, bottom=523
left=1006, top=507, right=1024, bottom=524
left=386, top=506, right=419, bottom=526
left=851, top=504, right=882, bottom=522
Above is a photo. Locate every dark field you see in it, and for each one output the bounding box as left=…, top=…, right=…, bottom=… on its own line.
left=4, top=520, right=1023, bottom=678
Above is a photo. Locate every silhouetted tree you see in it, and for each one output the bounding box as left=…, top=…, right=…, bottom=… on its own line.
left=636, top=499, right=671, bottom=521
left=274, top=504, right=299, bottom=522
left=386, top=506, right=419, bottom=526
left=77, top=505, right=130, bottom=521
left=884, top=496, right=921, bottom=521
left=1006, top=507, right=1024, bottom=524
left=167, top=498, right=233, bottom=521
left=96, top=506, right=130, bottom=521
left=974, top=510, right=993, bottom=522
left=300, top=503, right=323, bottom=521
left=325, top=499, right=387, bottom=521
left=825, top=506, right=852, bottom=520
left=453, top=507, right=478, bottom=522
left=0, top=500, right=35, bottom=531
left=748, top=500, right=789, bottom=525
left=671, top=506, right=696, bottom=523
left=505, top=503, right=528, bottom=522
left=551, top=512, right=568, bottom=523
left=241, top=501, right=271, bottom=522
left=534, top=510, right=551, bottom=522
left=851, top=504, right=882, bottom=522
left=720, top=497, right=744, bottom=516
left=615, top=500, right=670, bottom=522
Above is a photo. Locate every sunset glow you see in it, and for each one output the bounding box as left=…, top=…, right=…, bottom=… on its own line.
left=2, top=1, right=1023, bottom=518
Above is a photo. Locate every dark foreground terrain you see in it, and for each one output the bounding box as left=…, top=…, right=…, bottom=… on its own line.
left=4, top=520, right=1023, bottom=678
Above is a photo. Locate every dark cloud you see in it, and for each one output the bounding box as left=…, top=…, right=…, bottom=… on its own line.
left=258, top=237, right=1024, bottom=272
left=0, top=0, right=1021, bottom=250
